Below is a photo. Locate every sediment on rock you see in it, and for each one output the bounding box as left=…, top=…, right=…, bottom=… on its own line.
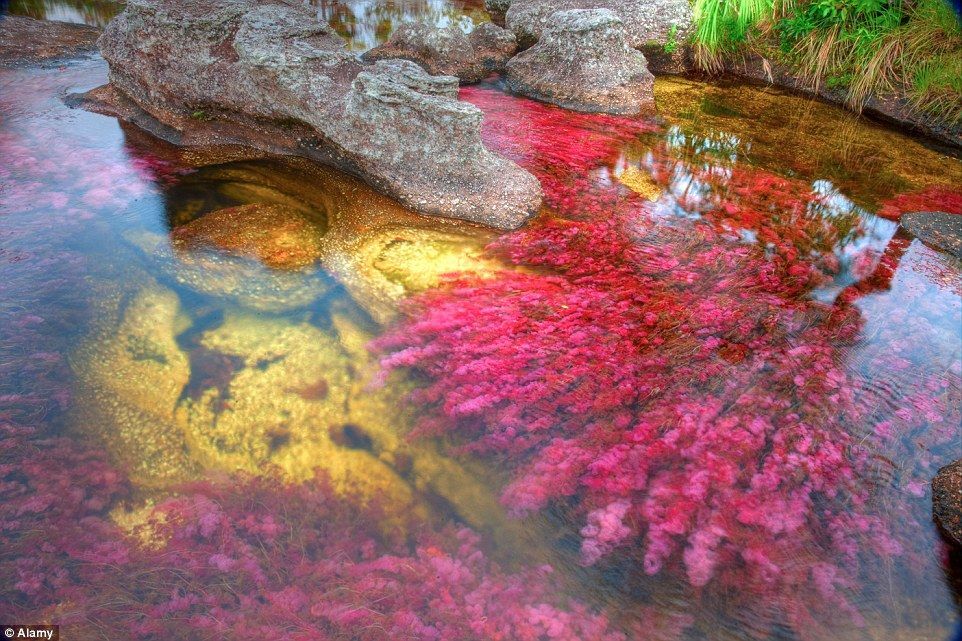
left=505, top=8, right=656, bottom=115
left=89, top=0, right=542, bottom=230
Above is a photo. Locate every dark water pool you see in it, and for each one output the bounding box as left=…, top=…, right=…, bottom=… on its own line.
left=1, top=35, right=961, bottom=641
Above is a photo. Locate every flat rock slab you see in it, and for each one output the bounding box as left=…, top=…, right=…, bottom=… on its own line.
left=0, top=15, right=100, bottom=66
left=934, top=459, right=962, bottom=547
left=364, top=22, right=517, bottom=83
left=93, top=0, right=541, bottom=230
left=506, top=8, right=655, bottom=115
left=900, top=211, right=962, bottom=260
left=505, top=0, right=692, bottom=48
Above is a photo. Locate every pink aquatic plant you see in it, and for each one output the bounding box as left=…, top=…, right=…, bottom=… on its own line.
left=0, top=69, right=629, bottom=641
left=877, top=185, right=962, bottom=220
left=375, top=86, right=961, bottom=636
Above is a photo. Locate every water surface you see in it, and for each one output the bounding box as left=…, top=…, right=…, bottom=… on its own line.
left=1, top=38, right=961, bottom=641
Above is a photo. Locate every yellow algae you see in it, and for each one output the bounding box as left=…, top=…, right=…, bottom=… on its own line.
left=110, top=500, right=169, bottom=551
left=175, top=312, right=422, bottom=517
left=69, top=281, right=197, bottom=487
left=616, top=165, right=662, bottom=201
left=651, top=77, right=962, bottom=209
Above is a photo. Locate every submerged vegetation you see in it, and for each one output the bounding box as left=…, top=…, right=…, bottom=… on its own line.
left=691, top=0, right=962, bottom=124
left=374, top=85, right=962, bottom=639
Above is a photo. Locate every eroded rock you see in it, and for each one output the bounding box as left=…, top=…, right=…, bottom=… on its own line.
left=933, top=459, right=962, bottom=546
left=93, top=0, right=541, bottom=229
left=504, top=0, right=692, bottom=49
left=126, top=229, right=331, bottom=312
left=364, top=22, right=517, bottom=83
left=506, top=9, right=656, bottom=115
left=69, top=280, right=197, bottom=487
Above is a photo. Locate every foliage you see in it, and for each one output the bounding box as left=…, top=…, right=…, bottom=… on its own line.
left=691, top=0, right=962, bottom=123
left=0, top=102, right=627, bottom=641
left=374, top=86, right=962, bottom=639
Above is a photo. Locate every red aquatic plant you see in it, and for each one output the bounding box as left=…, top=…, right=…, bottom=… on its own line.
left=0, top=72, right=629, bottom=641
left=877, top=185, right=962, bottom=221
left=376, top=86, right=959, bottom=636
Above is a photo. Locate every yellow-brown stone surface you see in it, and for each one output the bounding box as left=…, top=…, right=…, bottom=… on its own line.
left=171, top=203, right=327, bottom=270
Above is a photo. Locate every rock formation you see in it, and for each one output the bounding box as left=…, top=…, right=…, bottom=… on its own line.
left=364, top=22, right=517, bottom=83
left=0, top=15, right=100, bottom=66
left=933, top=459, right=962, bottom=546
left=92, top=0, right=542, bottom=229
left=505, top=9, right=656, bottom=115
left=503, top=0, right=693, bottom=49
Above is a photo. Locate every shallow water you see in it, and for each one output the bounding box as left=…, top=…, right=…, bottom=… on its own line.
left=1, top=45, right=961, bottom=641
left=7, top=0, right=489, bottom=49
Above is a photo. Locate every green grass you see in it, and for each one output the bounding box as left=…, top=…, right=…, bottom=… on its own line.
left=690, top=0, right=962, bottom=125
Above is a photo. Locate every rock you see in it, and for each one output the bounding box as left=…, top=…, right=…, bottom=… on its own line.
left=505, top=9, right=656, bottom=115
left=933, top=459, right=962, bottom=546
left=70, top=281, right=197, bottom=487
left=321, top=223, right=504, bottom=324
left=486, top=0, right=512, bottom=26
left=93, top=0, right=541, bottom=230
left=0, top=15, right=101, bottom=66
left=171, top=203, right=327, bottom=270
left=900, top=212, right=962, bottom=260
left=504, top=0, right=692, bottom=49
left=364, top=22, right=517, bottom=83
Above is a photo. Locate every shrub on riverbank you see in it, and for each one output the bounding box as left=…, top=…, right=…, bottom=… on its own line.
left=691, top=0, right=962, bottom=125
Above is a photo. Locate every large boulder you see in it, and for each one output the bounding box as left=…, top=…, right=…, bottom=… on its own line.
left=504, top=0, right=692, bottom=49
left=94, top=0, right=541, bottom=230
left=505, top=9, right=656, bottom=115
left=364, top=22, right=517, bottom=83
left=934, top=459, right=962, bottom=547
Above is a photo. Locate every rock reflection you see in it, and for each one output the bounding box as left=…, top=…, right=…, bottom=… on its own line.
left=310, top=0, right=488, bottom=50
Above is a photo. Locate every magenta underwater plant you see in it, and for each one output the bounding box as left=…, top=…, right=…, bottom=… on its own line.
left=0, top=73, right=629, bottom=640
left=877, top=185, right=962, bottom=220
left=373, top=86, right=962, bottom=636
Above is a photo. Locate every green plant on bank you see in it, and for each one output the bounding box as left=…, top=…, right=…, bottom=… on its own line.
left=691, top=0, right=962, bottom=124
left=664, top=24, right=681, bottom=53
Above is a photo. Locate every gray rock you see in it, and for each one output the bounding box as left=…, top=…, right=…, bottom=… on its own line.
left=505, top=0, right=692, bottom=48
left=364, top=22, right=517, bottom=83
left=900, top=211, right=962, bottom=260
left=505, top=9, right=655, bottom=115
left=933, top=459, right=962, bottom=547
left=486, top=0, right=513, bottom=25
left=96, top=0, right=541, bottom=230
